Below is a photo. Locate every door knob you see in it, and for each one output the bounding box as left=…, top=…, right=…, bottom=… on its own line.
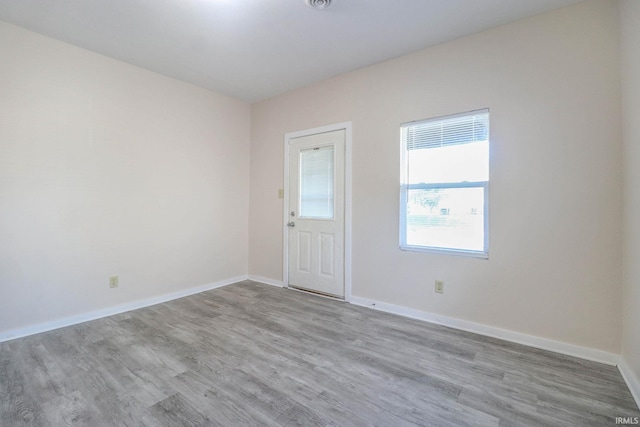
left=287, top=221, right=295, bottom=227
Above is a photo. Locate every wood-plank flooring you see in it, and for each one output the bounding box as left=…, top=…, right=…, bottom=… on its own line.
left=1, top=280, right=638, bottom=426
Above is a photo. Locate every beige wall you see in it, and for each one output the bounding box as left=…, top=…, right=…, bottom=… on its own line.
left=0, top=0, right=628, bottom=358
left=621, top=0, right=640, bottom=385
left=250, top=0, right=622, bottom=353
left=0, top=21, right=251, bottom=334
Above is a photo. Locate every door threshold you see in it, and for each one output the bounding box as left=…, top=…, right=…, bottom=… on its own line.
left=287, top=286, right=345, bottom=301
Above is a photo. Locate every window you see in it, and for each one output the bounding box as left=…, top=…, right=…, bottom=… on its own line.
left=299, top=145, right=334, bottom=219
left=400, top=109, right=489, bottom=257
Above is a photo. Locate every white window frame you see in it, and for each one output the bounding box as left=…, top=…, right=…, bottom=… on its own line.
left=399, top=109, right=489, bottom=258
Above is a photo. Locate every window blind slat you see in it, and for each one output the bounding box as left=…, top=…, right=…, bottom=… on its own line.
left=404, top=110, right=489, bottom=150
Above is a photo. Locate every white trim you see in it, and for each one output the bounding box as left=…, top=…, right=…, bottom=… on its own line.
left=619, top=359, right=640, bottom=409
left=344, top=123, right=353, bottom=302
left=283, top=121, right=353, bottom=302
left=0, top=275, right=248, bottom=343
left=399, top=245, right=489, bottom=259
left=349, top=295, right=619, bottom=366
left=248, top=275, right=285, bottom=288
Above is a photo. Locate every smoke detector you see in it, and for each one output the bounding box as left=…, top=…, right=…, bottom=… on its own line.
left=306, top=0, right=332, bottom=10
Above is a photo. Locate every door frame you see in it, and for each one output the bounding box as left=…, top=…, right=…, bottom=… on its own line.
left=283, top=121, right=352, bottom=302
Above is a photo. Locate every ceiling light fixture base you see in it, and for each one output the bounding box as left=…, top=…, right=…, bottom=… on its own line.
left=306, top=0, right=332, bottom=10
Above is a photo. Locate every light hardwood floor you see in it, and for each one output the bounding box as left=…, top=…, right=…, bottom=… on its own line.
left=1, top=280, right=638, bottom=426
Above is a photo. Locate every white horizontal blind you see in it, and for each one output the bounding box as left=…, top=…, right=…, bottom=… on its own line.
left=404, top=110, right=489, bottom=151
left=299, top=146, right=334, bottom=219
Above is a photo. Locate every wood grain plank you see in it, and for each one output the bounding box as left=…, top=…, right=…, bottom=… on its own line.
left=0, top=280, right=637, bottom=427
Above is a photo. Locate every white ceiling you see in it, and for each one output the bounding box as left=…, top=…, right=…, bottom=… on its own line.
left=0, top=0, right=584, bottom=103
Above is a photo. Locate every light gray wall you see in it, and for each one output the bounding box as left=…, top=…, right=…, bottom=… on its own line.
left=0, top=21, right=251, bottom=335
left=0, top=0, right=629, bottom=362
left=249, top=0, right=622, bottom=353
left=621, top=0, right=640, bottom=396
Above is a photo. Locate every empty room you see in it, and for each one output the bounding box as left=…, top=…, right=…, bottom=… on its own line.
left=1, top=0, right=639, bottom=425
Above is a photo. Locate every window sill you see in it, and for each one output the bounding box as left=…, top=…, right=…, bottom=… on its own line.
left=400, top=245, right=489, bottom=259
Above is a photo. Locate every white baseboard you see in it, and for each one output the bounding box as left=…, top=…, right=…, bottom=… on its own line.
left=248, top=275, right=285, bottom=288
left=349, top=296, right=619, bottom=366
left=0, top=275, right=248, bottom=343
left=3, top=275, right=622, bottom=372
left=619, top=359, right=640, bottom=409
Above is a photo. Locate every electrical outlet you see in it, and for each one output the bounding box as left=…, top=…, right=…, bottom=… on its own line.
left=435, top=280, right=444, bottom=294
left=109, top=276, right=119, bottom=288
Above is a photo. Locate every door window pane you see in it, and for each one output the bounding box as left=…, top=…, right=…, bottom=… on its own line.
left=299, top=146, right=334, bottom=219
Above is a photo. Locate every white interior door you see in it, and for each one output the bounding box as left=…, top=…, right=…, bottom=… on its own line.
left=288, top=129, right=345, bottom=297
